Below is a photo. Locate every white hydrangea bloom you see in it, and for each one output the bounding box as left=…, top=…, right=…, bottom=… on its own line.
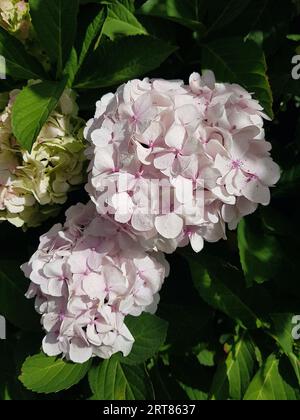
left=0, top=86, right=86, bottom=228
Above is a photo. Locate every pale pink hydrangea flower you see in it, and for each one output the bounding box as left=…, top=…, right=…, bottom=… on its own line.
left=85, top=71, right=280, bottom=253
left=22, top=201, right=169, bottom=364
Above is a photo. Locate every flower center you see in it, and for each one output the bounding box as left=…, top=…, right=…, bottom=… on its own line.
left=231, top=159, right=243, bottom=170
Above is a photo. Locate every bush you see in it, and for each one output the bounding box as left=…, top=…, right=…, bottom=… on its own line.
left=0, top=0, right=300, bottom=401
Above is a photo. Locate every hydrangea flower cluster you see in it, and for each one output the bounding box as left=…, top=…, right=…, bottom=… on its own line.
left=22, top=201, right=169, bottom=363
left=0, top=86, right=86, bottom=228
left=0, top=0, right=31, bottom=41
left=85, top=71, right=280, bottom=254
left=23, top=71, right=280, bottom=363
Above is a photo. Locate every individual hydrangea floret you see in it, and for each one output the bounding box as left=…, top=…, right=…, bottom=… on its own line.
left=22, top=201, right=169, bottom=363
left=85, top=71, right=280, bottom=254
left=0, top=86, right=86, bottom=228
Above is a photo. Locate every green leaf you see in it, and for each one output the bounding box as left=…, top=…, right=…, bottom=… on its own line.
left=78, top=8, right=107, bottom=69
left=63, top=48, right=78, bottom=88
left=0, top=260, right=40, bottom=332
left=275, top=165, right=300, bottom=197
left=287, top=34, right=300, bottom=41
left=244, top=354, right=300, bottom=400
left=91, top=356, right=154, bottom=400
left=179, top=383, right=208, bottom=400
left=202, top=37, right=273, bottom=118
left=140, top=0, right=205, bottom=31
left=88, top=364, right=99, bottom=395
left=120, top=0, right=135, bottom=12
left=0, top=28, right=46, bottom=80
left=75, top=35, right=177, bottom=89
left=238, top=217, right=282, bottom=286
left=169, top=354, right=212, bottom=401
left=289, top=354, right=300, bottom=386
left=210, top=333, right=256, bottom=400
left=158, top=302, right=213, bottom=349
left=149, top=361, right=188, bottom=400
left=271, top=313, right=294, bottom=355
left=270, top=313, right=300, bottom=385
left=29, top=0, right=79, bottom=76
left=12, top=79, right=67, bottom=151
left=205, top=0, right=251, bottom=34
left=196, top=349, right=215, bottom=367
left=19, top=353, right=91, bottom=394
left=103, top=0, right=147, bottom=39
left=119, top=313, right=168, bottom=365
left=188, top=254, right=262, bottom=329
left=0, top=341, right=16, bottom=400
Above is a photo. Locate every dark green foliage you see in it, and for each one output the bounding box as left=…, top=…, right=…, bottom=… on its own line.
left=1, top=0, right=300, bottom=401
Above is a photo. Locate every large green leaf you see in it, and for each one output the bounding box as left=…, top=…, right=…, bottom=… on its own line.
left=119, top=313, right=168, bottom=365
left=103, top=0, right=147, bottom=39
left=19, top=353, right=91, bottom=394
left=91, top=356, right=154, bottom=400
left=238, top=217, right=282, bottom=286
left=78, top=8, right=107, bottom=69
left=64, top=6, right=107, bottom=86
left=188, top=254, right=263, bottom=329
left=29, top=0, right=79, bottom=75
left=75, top=35, right=177, bottom=88
left=204, top=0, right=251, bottom=34
left=202, top=37, right=273, bottom=118
left=12, top=79, right=67, bottom=151
left=0, top=28, right=46, bottom=80
left=0, top=260, right=39, bottom=332
left=140, top=0, right=205, bottom=31
left=244, top=354, right=300, bottom=400
left=210, top=332, right=256, bottom=400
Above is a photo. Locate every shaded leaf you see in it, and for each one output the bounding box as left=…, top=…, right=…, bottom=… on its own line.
left=0, top=28, right=46, bottom=80
left=29, top=0, right=79, bottom=75
left=77, top=7, right=107, bottom=70
left=0, top=260, right=39, bottom=331
left=205, top=0, right=251, bottom=34
left=75, top=35, right=177, bottom=88
left=120, top=313, right=168, bottom=365
left=202, top=37, right=273, bottom=118
left=238, top=217, right=282, bottom=286
left=275, top=164, right=300, bottom=197
left=188, top=254, right=264, bottom=329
